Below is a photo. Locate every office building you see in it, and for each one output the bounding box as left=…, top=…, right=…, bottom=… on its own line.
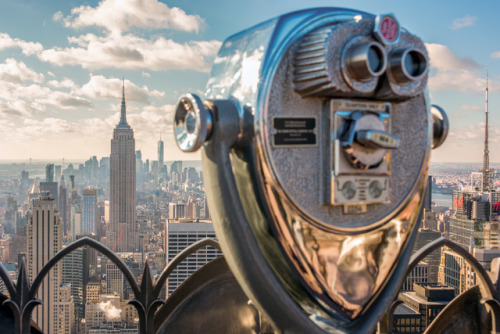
left=82, top=188, right=97, bottom=234
left=168, top=203, right=185, bottom=220
left=399, top=283, right=455, bottom=332
left=59, top=173, right=69, bottom=236
left=165, top=220, right=222, bottom=296
left=46, top=163, right=54, bottom=182
left=56, top=284, right=75, bottom=334
left=438, top=248, right=476, bottom=295
left=27, top=195, right=63, bottom=334
left=402, top=262, right=428, bottom=291
left=158, top=135, right=164, bottom=167
left=108, top=81, right=137, bottom=252
left=40, top=181, right=59, bottom=206
left=413, top=228, right=441, bottom=282
left=106, top=262, right=123, bottom=297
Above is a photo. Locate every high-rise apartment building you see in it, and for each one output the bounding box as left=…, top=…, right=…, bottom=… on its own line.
left=27, top=195, right=63, bottom=334
left=82, top=188, right=97, bottom=234
left=108, top=81, right=137, bottom=252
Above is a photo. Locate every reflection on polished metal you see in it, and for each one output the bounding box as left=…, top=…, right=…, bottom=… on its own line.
left=173, top=7, right=449, bottom=333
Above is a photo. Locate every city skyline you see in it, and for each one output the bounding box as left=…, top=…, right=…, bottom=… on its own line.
left=1, top=0, right=500, bottom=163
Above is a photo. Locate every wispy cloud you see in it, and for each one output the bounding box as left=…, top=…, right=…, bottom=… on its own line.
left=451, top=15, right=477, bottom=30
left=460, top=104, right=482, bottom=112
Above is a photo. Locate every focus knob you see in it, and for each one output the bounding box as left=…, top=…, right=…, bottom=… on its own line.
left=431, top=105, right=448, bottom=149
left=174, top=94, right=213, bottom=152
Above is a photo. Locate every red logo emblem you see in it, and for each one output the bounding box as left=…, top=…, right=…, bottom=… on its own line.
left=380, top=16, right=399, bottom=42
left=493, top=200, right=500, bottom=212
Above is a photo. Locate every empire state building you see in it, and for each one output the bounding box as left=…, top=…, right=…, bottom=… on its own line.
left=109, top=81, right=137, bottom=252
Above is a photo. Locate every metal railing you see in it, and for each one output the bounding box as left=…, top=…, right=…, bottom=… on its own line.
left=1, top=236, right=499, bottom=333
left=378, top=237, right=499, bottom=334
left=0, top=237, right=221, bottom=334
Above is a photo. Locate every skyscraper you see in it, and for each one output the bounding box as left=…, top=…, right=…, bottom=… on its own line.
left=165, top=220, right=222, bottom=296
left=158, top=133, right=164, bottom=167
left=82, top=188, right=97, bottom=234
left=59, top=173, right=68, bottom=236
left=27, top=195, right=63, bottom=334
left=109, top=81, right=137, bottom=252
left=46, top=163, right=54, bottom=182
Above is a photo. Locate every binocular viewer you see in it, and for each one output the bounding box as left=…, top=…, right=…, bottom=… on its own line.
left=174, top=7, right=448, bottom=333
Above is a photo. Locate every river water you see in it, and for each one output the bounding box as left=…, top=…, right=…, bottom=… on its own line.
left=432, top=192, right=452, bottom=208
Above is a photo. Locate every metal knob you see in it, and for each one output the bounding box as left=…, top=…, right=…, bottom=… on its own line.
left=355, top=129, right=400, bottom=149
left=174, top=94, right=213, bottom=152
left=339, top=113, right=399, bottom=170
left=431, top=105, right=448, bottom=149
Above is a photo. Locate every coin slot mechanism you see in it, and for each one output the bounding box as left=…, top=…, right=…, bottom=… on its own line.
left=328, top=99, right=393, bottom=211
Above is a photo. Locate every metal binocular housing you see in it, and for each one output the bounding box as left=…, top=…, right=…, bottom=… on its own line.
left=174, top=7, right=448, bottom=333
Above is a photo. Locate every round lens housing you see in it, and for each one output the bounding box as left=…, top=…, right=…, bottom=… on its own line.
left=174, top=94, right=212, bottom=152
left=389, top=48, right=427, bottom=84
left=346, top=41, right=387, bottom=81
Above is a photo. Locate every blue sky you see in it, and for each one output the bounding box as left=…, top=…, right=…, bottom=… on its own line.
left=0, top=0, right=499, bottom=163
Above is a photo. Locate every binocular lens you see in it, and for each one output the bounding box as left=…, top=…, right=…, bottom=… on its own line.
left=368, top=45, right=384, bottom=73
left=389, top=48, right=427, bottom=84
left=346, top=41, right=387, bottom=81
left=185, top=112, right=197, bottom=134
left=403, top=50, right=426, bottom=78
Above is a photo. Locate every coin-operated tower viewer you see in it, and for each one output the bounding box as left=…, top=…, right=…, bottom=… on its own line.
left=174, top=8, right=448, bottom=333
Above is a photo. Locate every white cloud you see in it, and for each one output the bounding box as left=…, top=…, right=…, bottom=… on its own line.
left=0, top=33, right=43, bottom=56
left=57, top=0, right=203, bottom=34
left=451, top=15, right=477, bottom=30
left=425, top=43, right=497, bottom=93
left=0, top=100, right=45, bottom=117
left=426, top=43, right=479, bottom=70
left=142, top=71, right=150, bottom=78
left=0, top=58, right=44, bottom=84
left=460, top=104, right=482, bottom=112
left=80, top=75, right=164, bottom=102
left=47, top=78, right=77, bottom=90
left=39, top=33, right=220, bottom=72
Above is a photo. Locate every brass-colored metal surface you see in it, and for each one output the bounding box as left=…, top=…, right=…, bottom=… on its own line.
left=254, top=14, right=431, bottom=320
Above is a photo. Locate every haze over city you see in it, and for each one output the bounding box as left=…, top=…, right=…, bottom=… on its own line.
left=0, top=0, right=499, bottom=162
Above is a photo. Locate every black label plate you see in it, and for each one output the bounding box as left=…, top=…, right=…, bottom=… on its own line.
left=272, top=117, right=317, bottom=147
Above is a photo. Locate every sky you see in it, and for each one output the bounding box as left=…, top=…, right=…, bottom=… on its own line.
left=0, top=0, right=499, bottom=163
